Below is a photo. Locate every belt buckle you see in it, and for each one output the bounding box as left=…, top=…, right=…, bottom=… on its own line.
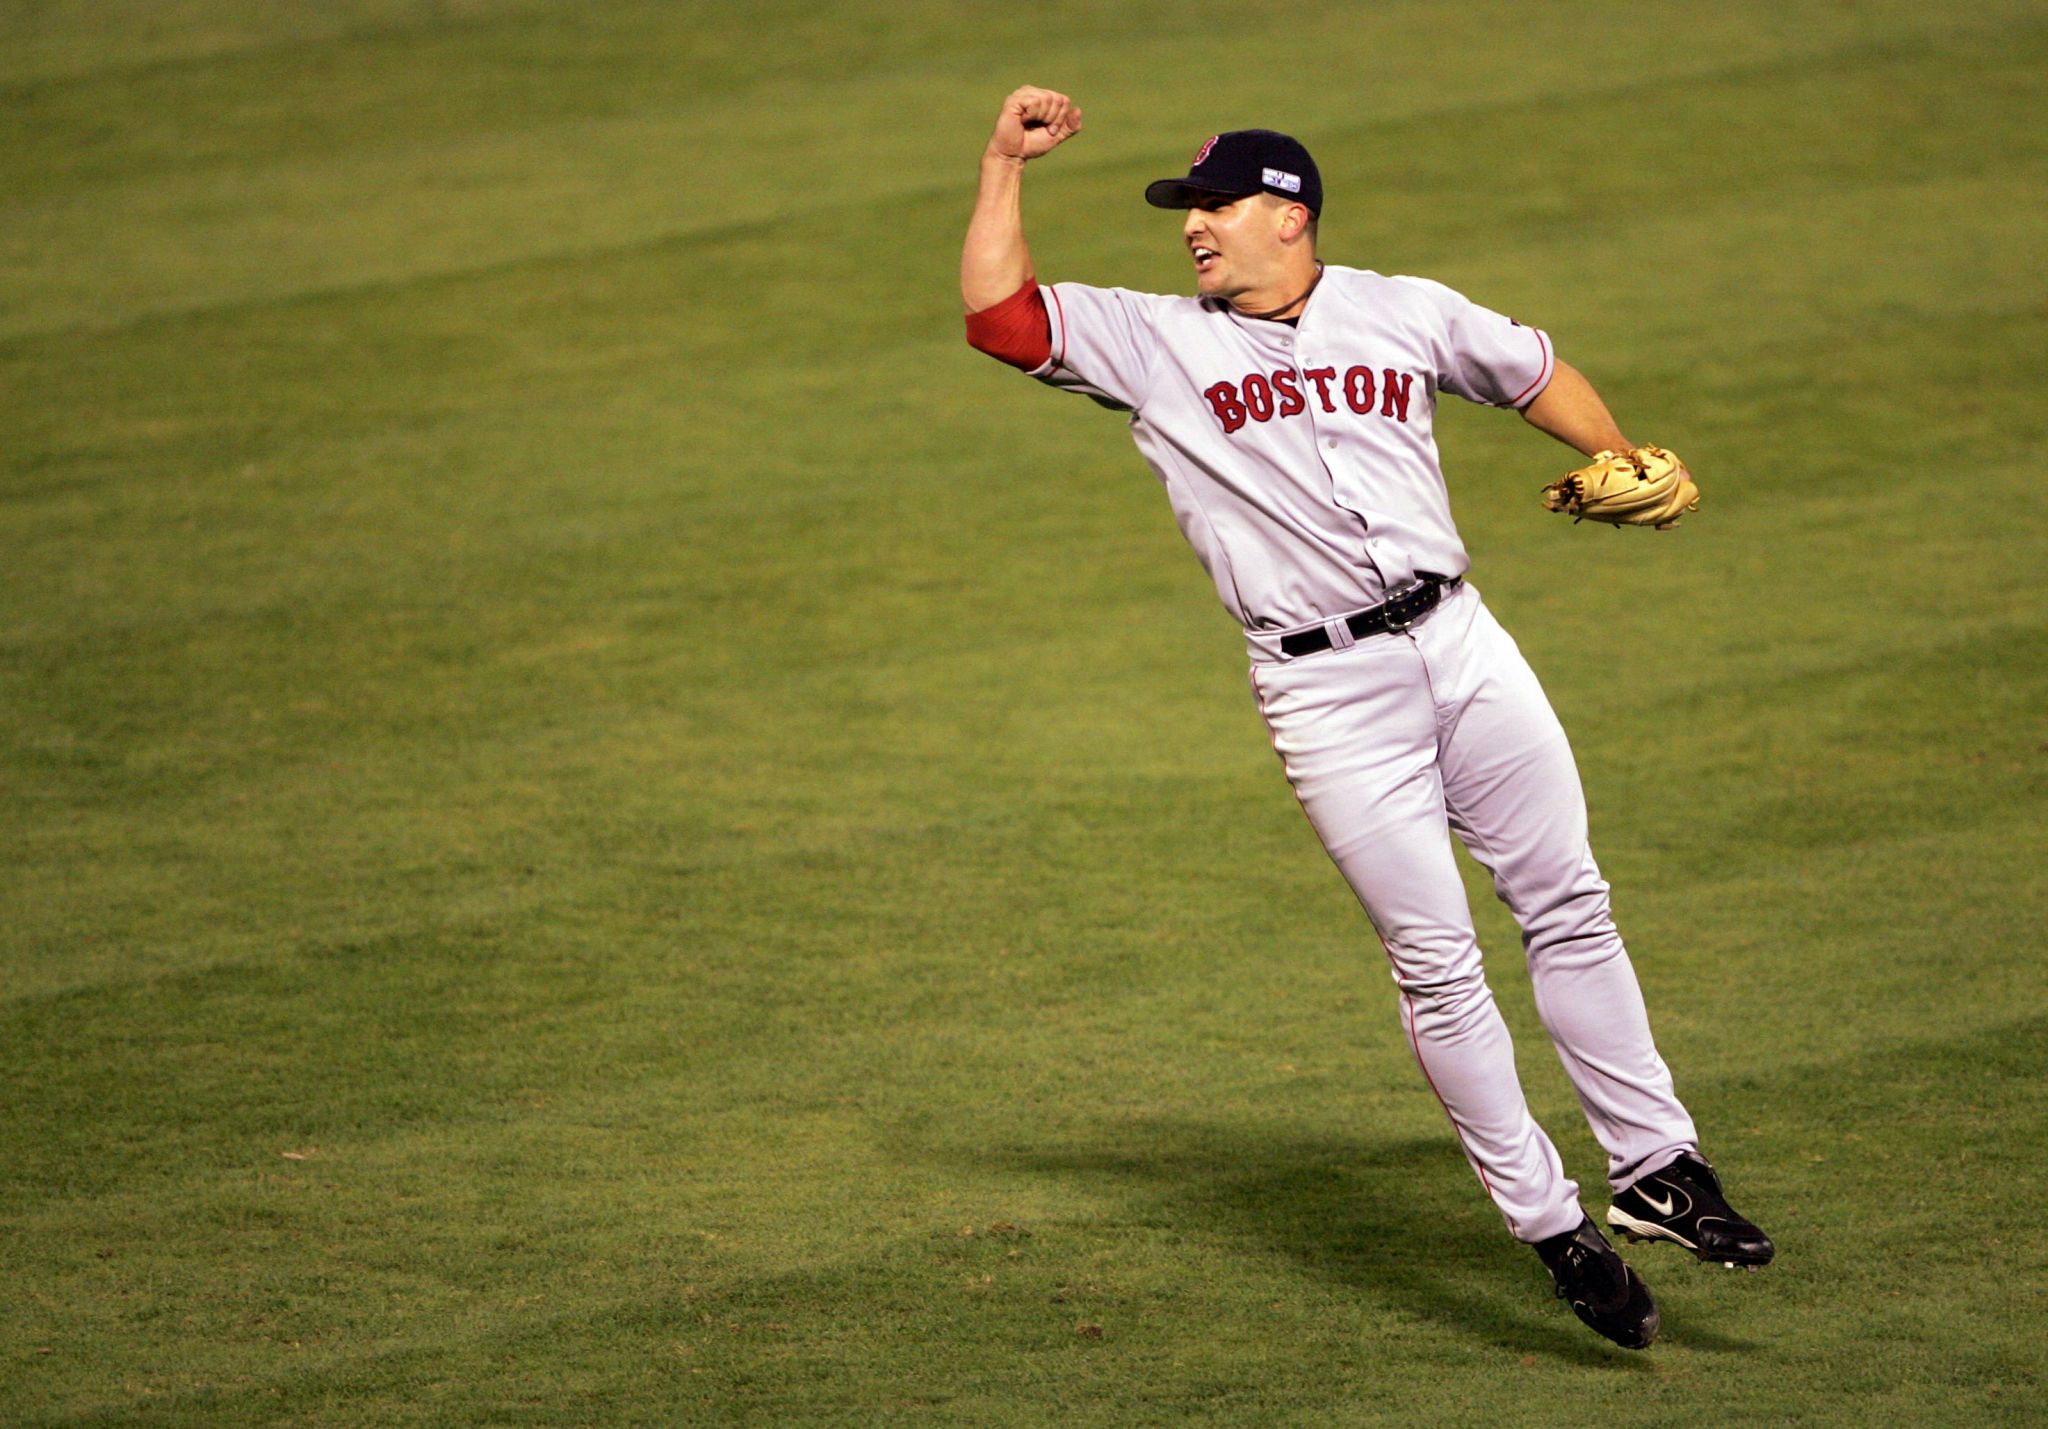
left=1383, top=581, right=1424, bottom=633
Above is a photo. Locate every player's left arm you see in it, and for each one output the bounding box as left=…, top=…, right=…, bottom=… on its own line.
left=1408, top=277, right=1640, bottom=459
left=1519, top=359, right=1630, bottom=457
left=1523, top=360, right=1699, bottom=527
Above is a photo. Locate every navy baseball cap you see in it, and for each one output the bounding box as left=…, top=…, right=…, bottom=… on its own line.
left=1145, top=130, right=1322, bottom=216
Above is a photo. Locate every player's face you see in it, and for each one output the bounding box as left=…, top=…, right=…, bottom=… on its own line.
left=1181, top=194, right=1296, bottom=299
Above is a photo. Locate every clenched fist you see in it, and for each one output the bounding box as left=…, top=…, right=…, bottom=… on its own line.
left=987, top=86, right=1083, bottom=162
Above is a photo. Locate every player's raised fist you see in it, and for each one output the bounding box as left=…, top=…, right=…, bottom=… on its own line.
left=988, top=86, right=1083, bottom=161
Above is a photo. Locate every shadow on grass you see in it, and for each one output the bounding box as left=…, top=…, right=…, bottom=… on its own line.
left=962, top=1123, right=1758, bottom=1365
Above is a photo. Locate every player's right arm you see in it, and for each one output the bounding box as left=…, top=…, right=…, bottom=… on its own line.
left=962, top=89, right=1158, bottom=407
left=962, top=87, right=1081, bottom=316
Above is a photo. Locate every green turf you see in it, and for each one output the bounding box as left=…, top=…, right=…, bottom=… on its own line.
left=4, top=1, right=2045, bottom=1422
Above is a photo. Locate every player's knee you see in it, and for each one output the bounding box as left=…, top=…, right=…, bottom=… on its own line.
left=1525, top=922, right=1624, bottom=974
left=1519, top=883, right=1618, bottom=963
left=1389, top=959, right=1494, bottom=1037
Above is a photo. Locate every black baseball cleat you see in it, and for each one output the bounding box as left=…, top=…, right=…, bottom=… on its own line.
left=1533, top=1216, right=1660, bottom=1350
left=1608, top=1151, right=1775, bottom=1268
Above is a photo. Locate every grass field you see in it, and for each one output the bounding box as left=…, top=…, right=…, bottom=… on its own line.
left=4, top=1, right=2046, bottom=1423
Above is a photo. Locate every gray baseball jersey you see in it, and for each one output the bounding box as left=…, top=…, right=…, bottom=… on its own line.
left=1026, top=264, right=1553, bottom=639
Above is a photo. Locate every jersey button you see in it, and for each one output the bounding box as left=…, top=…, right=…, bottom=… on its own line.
left=1324, top=438, right=1338, bottom=450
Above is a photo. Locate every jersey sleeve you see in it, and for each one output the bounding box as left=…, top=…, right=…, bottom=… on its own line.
left=964, top=279, right=1053, bottom=370
left=1030, top=282, right=1165, bottom=413
left=1396, top=275, right=1555, bottom=410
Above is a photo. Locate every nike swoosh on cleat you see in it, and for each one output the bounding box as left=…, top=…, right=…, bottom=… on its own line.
left=1608, top=1207, right=1698, bottom=1250
left=1638, top=1188, right=1677, bottom=1217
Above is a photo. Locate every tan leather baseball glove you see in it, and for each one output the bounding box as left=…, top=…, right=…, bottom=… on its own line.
left=1540, top=445, right=1700, bottom=529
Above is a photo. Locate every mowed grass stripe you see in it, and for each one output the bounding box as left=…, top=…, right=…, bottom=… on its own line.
left=8, top=1009, right=2040, bottom=1423
left=8, top=31, right=2041, bottom=421
left=0, top=0, right=565, bottom=85
left=5, top=3, right=2039, bottom=338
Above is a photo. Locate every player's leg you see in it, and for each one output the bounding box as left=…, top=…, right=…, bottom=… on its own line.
left=1251, top=640, right=1583, bottom=1244
left=1412, top=586, right=1697, bottom=1191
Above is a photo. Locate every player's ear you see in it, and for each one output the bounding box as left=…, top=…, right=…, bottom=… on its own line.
left=1278, top=201, right=1311, bottom=244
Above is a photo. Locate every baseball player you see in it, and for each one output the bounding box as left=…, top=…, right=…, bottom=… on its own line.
left=960, top=87, right=1773, bottom=1350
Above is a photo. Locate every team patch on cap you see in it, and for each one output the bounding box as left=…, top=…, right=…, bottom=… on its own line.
left=1193, top=135, right=1219, bottom=165
left=1262, top=167, right=1302, bottom=193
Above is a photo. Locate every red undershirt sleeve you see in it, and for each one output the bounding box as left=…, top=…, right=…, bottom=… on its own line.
left=964, top=279, right=1053, bottom=371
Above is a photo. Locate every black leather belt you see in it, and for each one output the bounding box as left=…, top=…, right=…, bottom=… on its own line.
left=1278, top=574, right=1461, bottom=658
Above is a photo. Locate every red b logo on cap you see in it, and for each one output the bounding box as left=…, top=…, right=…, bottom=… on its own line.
left=1192, top=135, right=1218, bottom=166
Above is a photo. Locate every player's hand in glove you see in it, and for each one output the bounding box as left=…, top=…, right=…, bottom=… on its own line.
left=1540, top=445, right=1701, bottom=529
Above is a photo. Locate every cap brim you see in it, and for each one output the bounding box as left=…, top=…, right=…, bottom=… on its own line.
left=1143, top=177, right=1254, bottom=209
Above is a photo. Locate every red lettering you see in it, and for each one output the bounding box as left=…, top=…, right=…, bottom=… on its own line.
left=1302, top=366, right=1338, bottom=412
left=1380, top=369, right=1413, bottom=423
left=1271, top=369, right=1305, bottom=417
left=1204, top=381, right=1248, bottom=434
left=1242, top=372, right=1275, bottom=422
left=1343, top=365, right=1375, bottom=413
